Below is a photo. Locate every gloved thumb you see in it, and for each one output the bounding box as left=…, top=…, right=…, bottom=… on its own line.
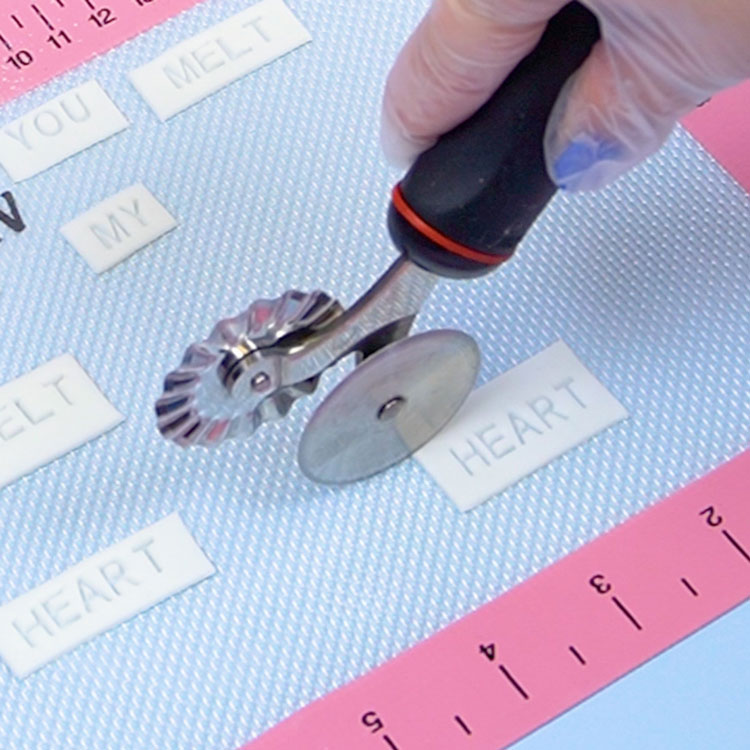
left=544, top=6, right=750, bottom=191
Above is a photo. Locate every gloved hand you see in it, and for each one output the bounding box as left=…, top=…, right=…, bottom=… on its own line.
left=381, top=0, right=750, bottom=191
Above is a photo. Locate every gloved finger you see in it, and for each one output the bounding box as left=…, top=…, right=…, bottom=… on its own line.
left=545, top=2, right=750, bottom=191
left=381, top=0, right=567, bottom=167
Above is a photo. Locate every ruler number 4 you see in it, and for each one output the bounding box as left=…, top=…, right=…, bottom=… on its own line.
left=479, top=643, right=496, bottom=661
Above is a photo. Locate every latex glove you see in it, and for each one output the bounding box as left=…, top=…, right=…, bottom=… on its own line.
left=381, top=0, right=750, bottom=191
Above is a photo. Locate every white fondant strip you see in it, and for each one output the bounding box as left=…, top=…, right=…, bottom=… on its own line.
left=0, top=514, right=215, bottom=678
left=0, top=81, right=129, bottom=182
left=129, top=0, right=312, bottom=121
left=0, top=354, right=124, bottom=489
left=62, top=183, right=178, bottom=273
left=416, top=341, right=628, bottom=511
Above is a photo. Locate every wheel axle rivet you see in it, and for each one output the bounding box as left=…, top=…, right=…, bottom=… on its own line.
left=251, top=372, right=272, bottom=393
left=377, top=396, right=406, bottom=421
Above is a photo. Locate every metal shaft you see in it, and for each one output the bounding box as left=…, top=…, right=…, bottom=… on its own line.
left=226, top=258, right=439, bottom=399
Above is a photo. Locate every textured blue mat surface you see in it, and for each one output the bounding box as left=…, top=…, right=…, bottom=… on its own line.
left=0, top=1, right=748, bottom=747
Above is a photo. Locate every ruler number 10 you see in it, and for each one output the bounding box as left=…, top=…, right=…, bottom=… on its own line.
left=6, top=50, right=33, bottom=70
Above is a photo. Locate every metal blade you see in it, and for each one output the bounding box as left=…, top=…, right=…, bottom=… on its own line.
left=298, top=330, right=480, bottom=484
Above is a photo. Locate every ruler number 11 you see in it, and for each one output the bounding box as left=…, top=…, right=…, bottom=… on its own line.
left=47, top=31, right=72, bottom=50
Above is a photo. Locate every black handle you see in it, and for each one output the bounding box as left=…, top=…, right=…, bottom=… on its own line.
left=387, top=2, right=600, bottom=279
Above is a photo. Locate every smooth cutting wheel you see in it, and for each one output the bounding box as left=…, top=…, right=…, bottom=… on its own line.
left=297, top=330, right=480, bottom=484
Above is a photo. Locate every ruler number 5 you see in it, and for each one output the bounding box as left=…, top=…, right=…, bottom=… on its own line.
left=699, top=506, right=723, bottom=527
left=89, top=8, right=117, bottom=28
left=361, top=712, right=399, bottom=749
left=362, top=711, right=385, bottom=733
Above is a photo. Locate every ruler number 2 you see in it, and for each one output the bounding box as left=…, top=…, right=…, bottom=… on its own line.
left=89, top=8, right=117, bottom=28
left=699, top=506, right=723, bottom=527
left=699, top=505, right=750, bottom=565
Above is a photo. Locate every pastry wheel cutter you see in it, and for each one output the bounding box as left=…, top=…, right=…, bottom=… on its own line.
left=155, top=3, right=599, bottom=484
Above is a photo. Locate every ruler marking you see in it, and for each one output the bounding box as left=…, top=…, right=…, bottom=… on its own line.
left=241, top=452, right=750, bottom=750
left=2, top=0, right=207, bottom=106
left=611, top=596, right=643, bottom=630
left=31, top=4, right=54, bottom=30
left=568, top=645, right=586, bottom=665
left=721, top=529, right=750, bottom=563
left=383, top=735, right=398, bottom=750
left=681, top=577, right=699, bottom=597
left=454, top=715, right=472, bottom=736
left=499, top=664, right=530, bottom=700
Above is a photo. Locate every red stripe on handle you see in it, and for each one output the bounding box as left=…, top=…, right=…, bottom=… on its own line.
left=392, top=184, right=512, bottom=267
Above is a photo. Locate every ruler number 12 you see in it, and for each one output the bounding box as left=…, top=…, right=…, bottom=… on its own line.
left=89, top=8, right=117, bottom=28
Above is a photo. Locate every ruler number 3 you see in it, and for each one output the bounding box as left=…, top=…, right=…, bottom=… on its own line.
left=588, top=574, right=612, bottom=594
